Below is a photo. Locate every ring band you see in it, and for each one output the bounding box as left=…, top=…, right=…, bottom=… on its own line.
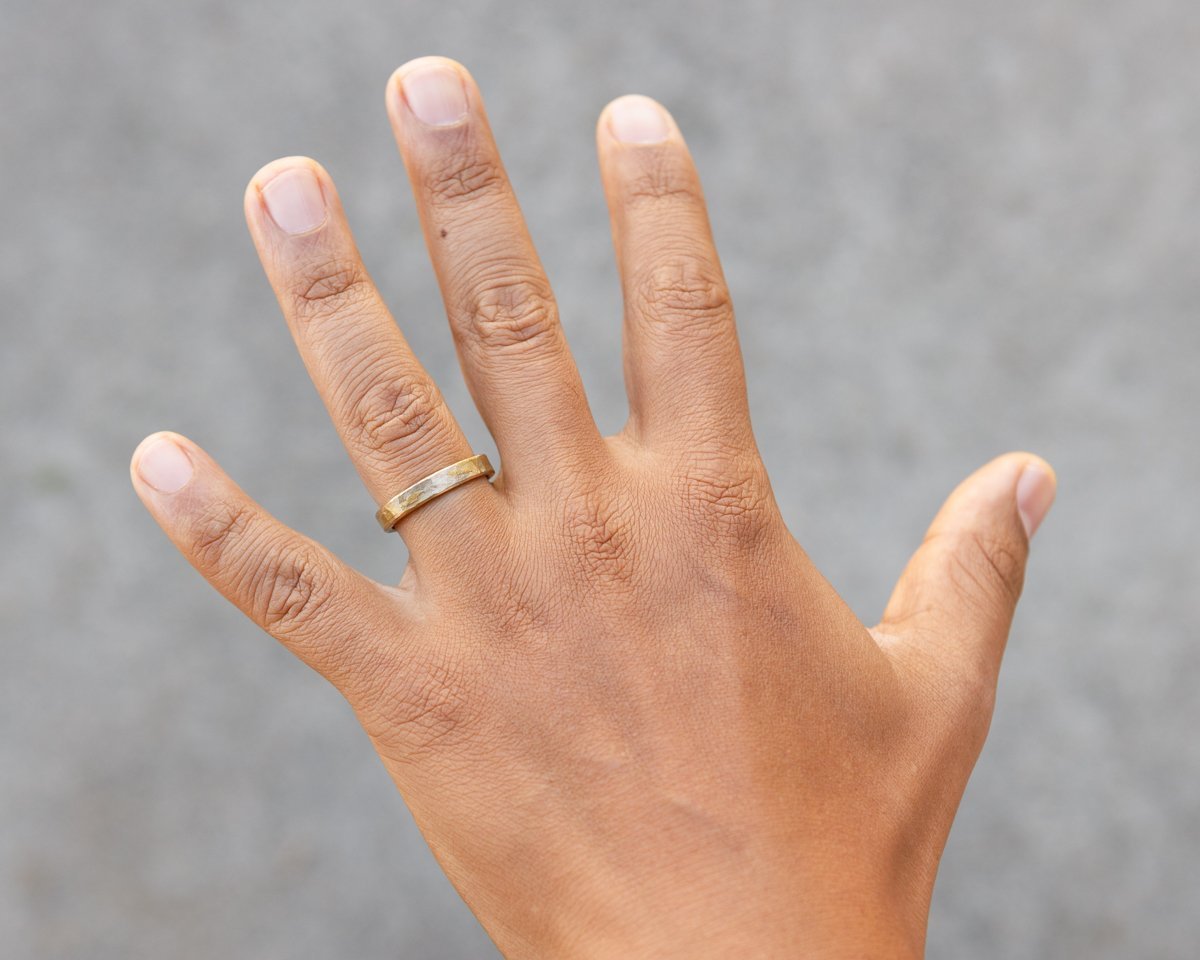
left=375, top=454, right=495, bottom=532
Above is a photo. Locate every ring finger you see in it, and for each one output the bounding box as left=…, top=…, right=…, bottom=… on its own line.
left=243, top=157, right=501, bottom=559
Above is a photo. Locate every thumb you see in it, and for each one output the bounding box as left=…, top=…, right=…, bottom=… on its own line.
left=877, top=452, right=1057, bottom=686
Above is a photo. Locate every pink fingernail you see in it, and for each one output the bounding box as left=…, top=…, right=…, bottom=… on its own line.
left=260, top=166, right=328, bottom=236
left=608, top=95, right=670, bottom=144
left=401, top=63, right=469, bottom=126
left=136, top=435, right=194, bottom=494
left=1016, top=461, right=1057, bottom=541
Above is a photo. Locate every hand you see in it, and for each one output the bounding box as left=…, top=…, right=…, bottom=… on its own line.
left=131, top=56, right=1056, bottom=958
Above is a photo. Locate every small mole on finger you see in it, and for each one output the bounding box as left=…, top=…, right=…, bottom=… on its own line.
left=440, top=228, right=448, bottom=238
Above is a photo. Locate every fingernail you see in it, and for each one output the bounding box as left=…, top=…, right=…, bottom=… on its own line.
left=608, top=95, right=670, bottom=144
left=260, top=166, right=327, bottom=236
left=1016, top=461, right=1056, bottom=541
left=401, top=63, right=469, bottom=126
left=136, top=435, right=194, bottom=494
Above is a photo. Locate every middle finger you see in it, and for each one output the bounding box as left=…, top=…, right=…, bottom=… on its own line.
left=386, top=57, right=605, bottom=493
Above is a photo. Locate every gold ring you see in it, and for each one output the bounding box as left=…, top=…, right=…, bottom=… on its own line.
left=375, top=454, right=495, bottom=532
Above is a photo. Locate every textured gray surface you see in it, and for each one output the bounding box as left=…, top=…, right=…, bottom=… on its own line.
left=2, top=0, right=1198, bottom=957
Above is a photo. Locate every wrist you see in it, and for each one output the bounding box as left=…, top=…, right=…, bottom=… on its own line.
left=489, top=868, right=928, bottom=960
left=564, top=906, right=924, bottom=960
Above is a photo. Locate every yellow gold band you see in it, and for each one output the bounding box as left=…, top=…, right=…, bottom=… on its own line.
left=375, top=454, right=495, bottom=532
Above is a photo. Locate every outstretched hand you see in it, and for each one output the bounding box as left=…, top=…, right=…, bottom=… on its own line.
left=132, top=56, right=1056, bottom=959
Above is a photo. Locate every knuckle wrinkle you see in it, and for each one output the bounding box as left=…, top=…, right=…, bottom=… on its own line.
left=426, top=155, right=505, bottom=206
left=467, top=276, right=558, bottom=351
left=634, top=257, right=733, bottom=336
left=350, top=373, right=442, bottom=461
left=292, top=258, right=373, bottom=321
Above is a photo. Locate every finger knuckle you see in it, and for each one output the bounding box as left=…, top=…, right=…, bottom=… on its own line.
left=632, top=257, right=733, bottom=340
left=425, top=152, right=506, bottom=207
left=290, top=257, right=374, bottom=323
left=560, top=487, right=637, bottom=588
left=465, top=275, right=558, bottom=353
left=253, top=543, right=335, bottom=636
left=345, top=369, right=443, bottom=464
left=190, top=500, right=255, bottom=571
left=677, top=455, right=774, bottom=544
left=624, top=160, right=702, bottom=205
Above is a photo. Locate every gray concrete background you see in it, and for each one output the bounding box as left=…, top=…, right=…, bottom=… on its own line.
left=2, top=0, right=1197, bottom=956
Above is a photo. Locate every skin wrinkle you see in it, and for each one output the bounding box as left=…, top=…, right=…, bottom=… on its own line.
left=423, top=153, right=508, bottom=208
left=291, top=256, right=375, bottom=313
